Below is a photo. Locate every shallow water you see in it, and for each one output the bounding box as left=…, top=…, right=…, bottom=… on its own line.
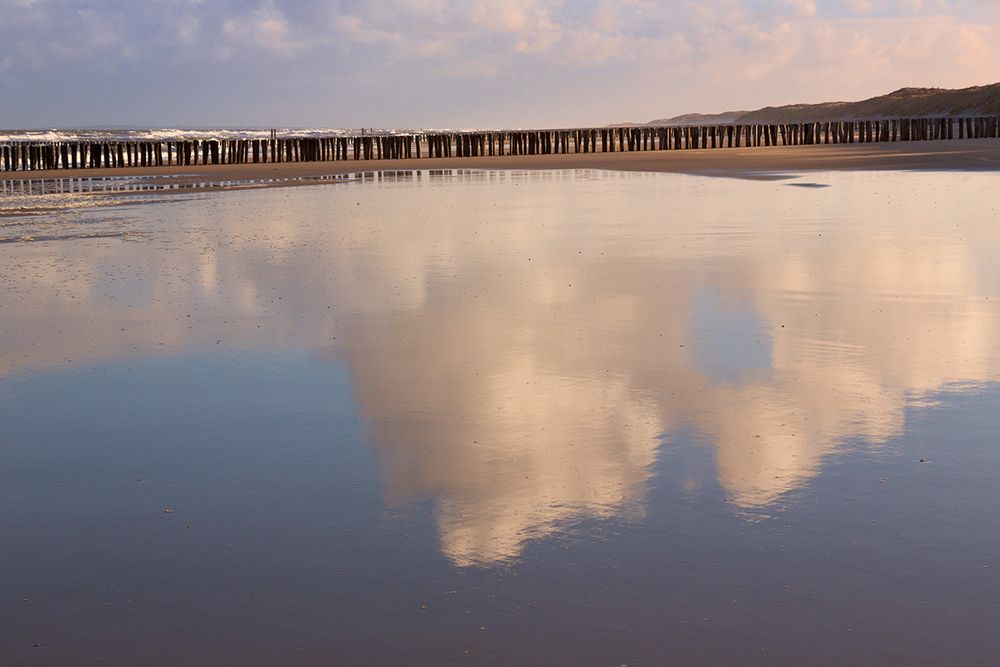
left=1, top=169, right=999, bottom=665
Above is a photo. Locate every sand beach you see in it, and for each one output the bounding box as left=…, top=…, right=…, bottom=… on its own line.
left=3, top=138, right=999, bottom=188
left=5, top=0, right=1000, bottom=662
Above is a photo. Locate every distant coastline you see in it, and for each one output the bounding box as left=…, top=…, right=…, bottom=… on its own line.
left=620, top=83, right=1000, bottom=127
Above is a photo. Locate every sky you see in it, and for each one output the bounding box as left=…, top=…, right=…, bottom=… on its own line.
left=0, top=0, right=997, bottom=129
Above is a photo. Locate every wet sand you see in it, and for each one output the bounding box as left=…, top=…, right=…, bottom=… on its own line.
left=3, top=138, right=999, bottom=186
left=3, top=170, right=1000, bottom=665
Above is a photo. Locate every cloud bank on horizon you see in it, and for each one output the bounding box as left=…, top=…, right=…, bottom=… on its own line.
left=0, top=0, right=997, bottom=128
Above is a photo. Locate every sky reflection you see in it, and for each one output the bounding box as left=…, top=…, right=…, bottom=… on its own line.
left=2, top=169, right=998, bottom=566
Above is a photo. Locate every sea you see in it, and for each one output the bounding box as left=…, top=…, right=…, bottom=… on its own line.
left=0, top=128, right=451, bottom=143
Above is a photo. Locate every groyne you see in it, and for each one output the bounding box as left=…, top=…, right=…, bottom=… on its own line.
left=1, top=117, right=998, bottom=172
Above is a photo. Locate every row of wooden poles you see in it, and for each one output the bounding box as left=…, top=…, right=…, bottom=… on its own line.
left=2, top=116, right=999, bottom=172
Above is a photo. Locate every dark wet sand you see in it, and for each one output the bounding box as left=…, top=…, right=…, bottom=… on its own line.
left=3, top=138, right=999, bottom=187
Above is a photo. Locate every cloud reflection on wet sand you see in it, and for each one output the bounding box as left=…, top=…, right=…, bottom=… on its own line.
left=1, top=169, right=997, bottom=565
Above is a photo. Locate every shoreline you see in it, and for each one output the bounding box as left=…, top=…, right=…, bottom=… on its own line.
left=1, top=139, right=999, bottom=186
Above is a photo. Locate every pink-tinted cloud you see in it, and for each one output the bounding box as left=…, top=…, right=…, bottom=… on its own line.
left=0, top=0, right=996, bottom=126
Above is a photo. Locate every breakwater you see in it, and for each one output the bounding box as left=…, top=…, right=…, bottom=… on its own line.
left=1, top=117, right=998, bottom=172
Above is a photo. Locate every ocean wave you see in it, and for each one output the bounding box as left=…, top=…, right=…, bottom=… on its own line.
left=0, top=127, right=476, bottom=142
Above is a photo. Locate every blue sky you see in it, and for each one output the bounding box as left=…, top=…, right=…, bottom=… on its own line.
left=0, top=0, right=996, bottom=128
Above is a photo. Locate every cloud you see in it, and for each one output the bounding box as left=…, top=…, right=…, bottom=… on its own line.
left=786, top=0, right=819, bottom=16
left=220, top=1, right=299, bottom=57
left=0, top=0, right=997, bottom=126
